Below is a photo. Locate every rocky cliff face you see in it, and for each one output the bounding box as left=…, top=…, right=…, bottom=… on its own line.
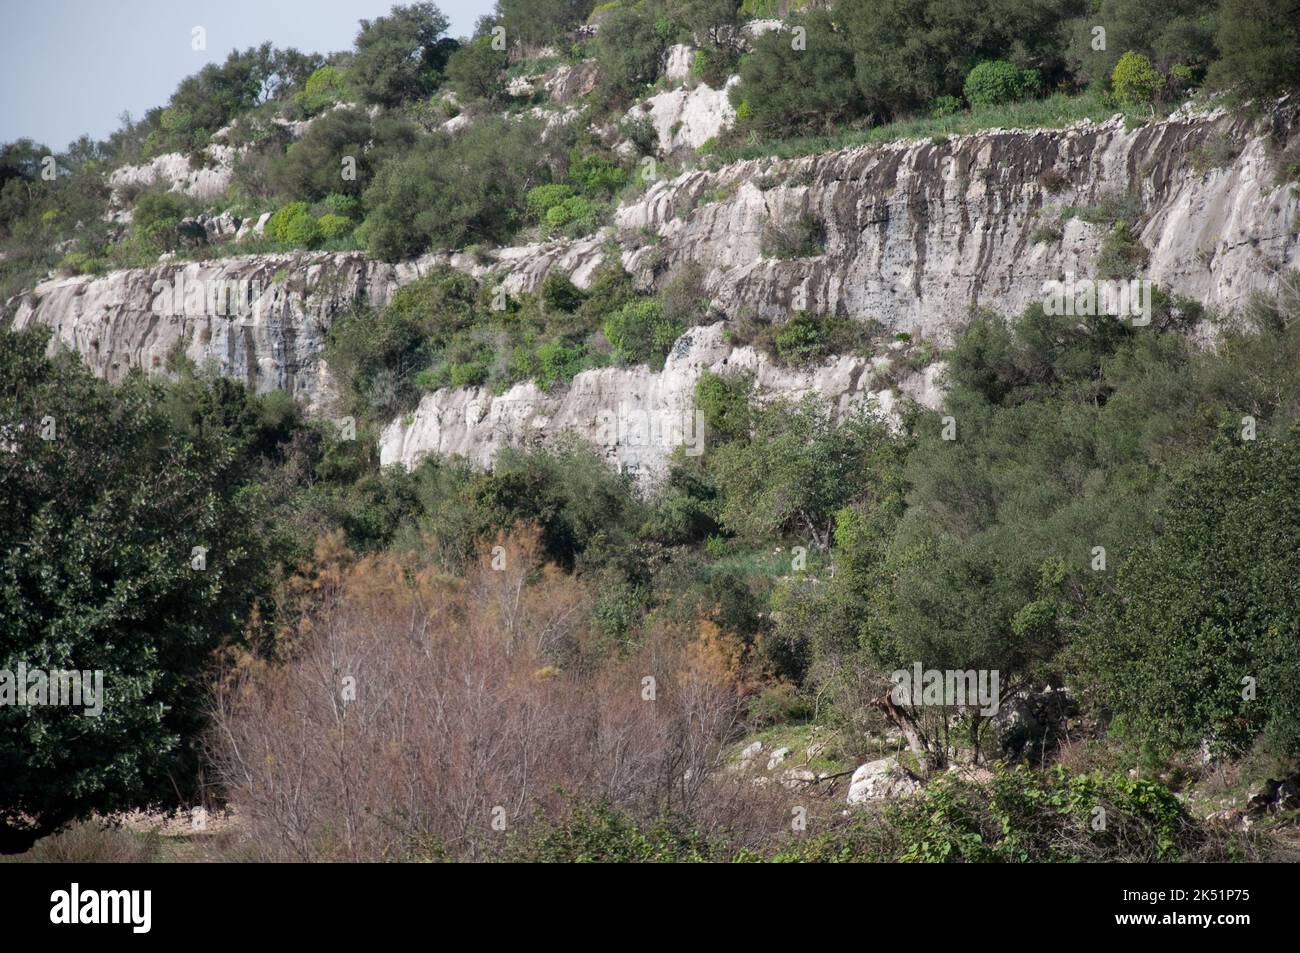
left=7, top=251, right=475, bottom=410
left=378, top=321, right=944, bottom=480
left=8, top=106, right=1300, bottom=475
left=615, top=106, right=1300, bottom=340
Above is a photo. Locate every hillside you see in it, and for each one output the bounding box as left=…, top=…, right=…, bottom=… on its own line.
left=3, top=0, right=1300, bottom=868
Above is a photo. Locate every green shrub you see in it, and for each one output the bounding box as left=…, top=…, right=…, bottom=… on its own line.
left=536, top=338, right=591, bottom=390
left=568, top=151, right=628, bottom=197
left=527, top=183, right=576, bottom=222
left=445, top=34, right=506, bottom=103
left=448, top=359, right=490, bottom=388
left=350, top=2, right=454, bottom=107
left=593, top=1, right=671, bottom=102
left=544, top=195, right=602, bottom=236
left=131, top=191, right=190, bottom=250
left=316, top=213, right=353, bottom=240
left=324, top=268, right=483, bottom=418
left=886, top=766, right=1200, bottom=862
left=1111, top=51, right=1162, bottom=106
left=1208, top=0, right=1300, bottom=99
left=732, top=12, right=864, bottom=140
left=962, top=60, right=1042, bottom=107
left=265, top=201, right=321, bottom=247
left=694, top=369, right=753, bottom=444
left=319, top=192, right=362, bottom=219
left=1096, top=220, right=1148, bottom=279
left=603, top=299, right=683, bottom=366
left=760, top=211, right=825, bottom=259
left=620, top=116, right=659, bottom=156
left=770, top=312, right=863, bottom=366
left=267, top=107, right=410, bottom=204
left=540, top=270, right=587, bottom=312
left=507, top=803, right=717, bottom=863
left=362, top=115, right=561, bottom=259
left=298, top=64, right=347, bottom=115
left=0, top=328, right=284, bottom=852
left=930, top=95, right=963, bottom=117
left=1080, top=430, right=1300, bottom=759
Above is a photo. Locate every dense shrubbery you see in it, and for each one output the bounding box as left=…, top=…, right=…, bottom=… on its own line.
left=324, top=259, right=709, bottom=420
left=592, top=0, right=673, bottom=103
left=603, top=299, right=683, bottom=365
left=8, top=278, right=1300, bottom=856
left=349, top=2, right=457, bottom=107
left=733, top=12, right=863, bottom=138
left=0, top=329, right=321, bottom=851
left=727, top=0, right=1297, bottom=146
left=444, top=35, right=508, bottom=103
left=361, top=115, right=566, bottom=259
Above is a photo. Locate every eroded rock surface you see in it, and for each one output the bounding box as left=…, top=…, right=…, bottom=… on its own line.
left=10, top=108, right=1300, bottom=477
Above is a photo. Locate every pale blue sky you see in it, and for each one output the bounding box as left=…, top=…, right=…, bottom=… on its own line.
left=0, top=0, right=490, bottom=151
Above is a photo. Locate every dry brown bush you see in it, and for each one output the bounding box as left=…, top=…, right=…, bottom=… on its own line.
left=209, top=527, right=754, bottom=861
left=14, top=820, right=161, bottom=863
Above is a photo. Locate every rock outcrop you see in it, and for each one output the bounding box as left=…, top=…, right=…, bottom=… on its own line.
left=377, top=321, right=944, bottom=479
left=846, top=757, right=922, bottom=804
left=10, top=107, right=1300, bottom=477
left=627, top=77, right=738, bottom=153
left=108, top=145, right=239, bottom=202
left=7, top=251, right=477, bottom=410
left=616, top=107, right=1300, bottom=340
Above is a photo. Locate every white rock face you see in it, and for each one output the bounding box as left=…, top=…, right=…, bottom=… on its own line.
left=7, top=252, right=466, bottom=411
left=781, top=768, right=816, bottom=788
left=378, top=322, right=933, bottom=480
left=234, top=212, right=272, bottom=242
left=442, top=113, right=472, bottom=135
left=616, top=109, right=1300, bottom=341
left=627, top=76, right=738, bottom=152
left=742, top=19, right=784, bottom=39
left=846, top=758, right=921, bottom=804
left=664, top=44, right=695, bottom=84
left=107, top=105, right=343, bottom=204
left=108, top=145, right=238, bottom=202
left=12, top=109, right=1300, bottom=481
left=543, top=60, right=599, bottom=103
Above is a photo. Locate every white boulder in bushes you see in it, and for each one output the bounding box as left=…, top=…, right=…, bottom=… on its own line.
left=846, top=757, right=921, bottom=804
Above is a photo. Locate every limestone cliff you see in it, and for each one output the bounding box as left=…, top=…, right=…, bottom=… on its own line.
left=377, top=322, right=944, bottom=480
left=8, top=106, right=1300, bottom=476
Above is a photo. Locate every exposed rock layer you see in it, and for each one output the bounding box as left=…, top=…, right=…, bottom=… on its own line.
left=9, top=108, right=1300, bottom=474
left=377, top=322, right=944, bottom=479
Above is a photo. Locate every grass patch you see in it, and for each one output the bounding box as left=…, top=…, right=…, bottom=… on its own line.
left=730, top=721, right=856, bottom=777
left=699, top=541, right=832, bottom=583
left=711, top=92, right=1161, bottom=164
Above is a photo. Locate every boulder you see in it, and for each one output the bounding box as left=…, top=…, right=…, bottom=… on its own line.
left=766, top=746, right=791, bottom=770
left=1205, top=808, right=1251, bottom=831
left=624, top=76, right=738, bottom=153
left=991, top=694, right=1041, bottom=757
left=846, top=757, right=921, bottom=804
left=1247, top=774, right=1300, bottom=814
left=544, top=60, right=599, bottom=104
left=204, top=210, right=241, bottom=241
left=781, top=768, right=816, bottom=789
left=235, top=212, right=272, bottom=242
